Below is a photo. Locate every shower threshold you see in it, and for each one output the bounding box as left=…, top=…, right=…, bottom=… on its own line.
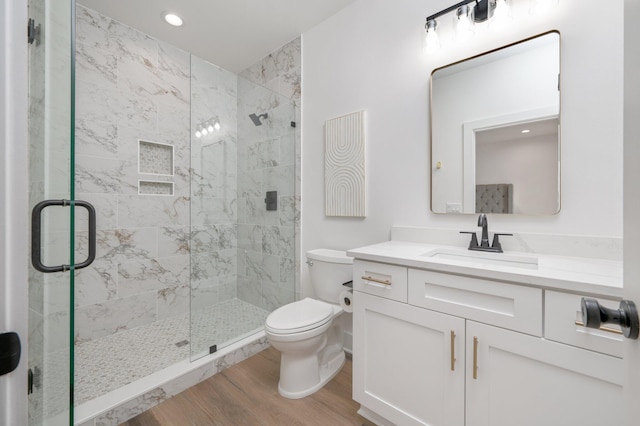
left=74, top=329, right=269, bottom=425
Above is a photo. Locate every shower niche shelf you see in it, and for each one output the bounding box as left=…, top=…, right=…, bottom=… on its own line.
left=139, top=140, right=174, bottom=176
left=138, top=180, right=174, bottom=196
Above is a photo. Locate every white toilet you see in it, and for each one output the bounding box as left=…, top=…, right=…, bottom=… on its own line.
left=264, top=248, right=353, bottom=399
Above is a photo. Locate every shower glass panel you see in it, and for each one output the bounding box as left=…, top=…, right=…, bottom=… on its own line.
left=70, top=3, right=300, bottom=409
left=27, top=0, right=75, bottom=424
left=189, top=67, right=297, bottom=359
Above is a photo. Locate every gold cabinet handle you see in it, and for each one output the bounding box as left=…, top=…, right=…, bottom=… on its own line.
left=361, top=276, right=391, bottom=286
left=473, top=336, right=479, bottom=380
left=450, top=330, right=456, bottom=371
left=574, top=320, right=623, bottom=335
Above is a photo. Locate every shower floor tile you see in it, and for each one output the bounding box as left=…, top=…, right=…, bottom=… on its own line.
left=74, top=298, right=269, bottom=405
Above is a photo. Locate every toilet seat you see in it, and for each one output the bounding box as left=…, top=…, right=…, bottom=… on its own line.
left=265, top=298, right=333, bottom=335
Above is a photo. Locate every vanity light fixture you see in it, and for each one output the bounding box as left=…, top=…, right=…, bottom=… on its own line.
left=425, top=0, right=557, bottom=51
left=455, top=4, right=475, bottom=41
left=425, top=0, right=493, bottom=50
left=491, top=0, right=512, bottom=27
left=163, top=12, right=183, bottom=27
left=425, top=19, right=441, bottom=52
left=194, top=118, right=221, bottom=139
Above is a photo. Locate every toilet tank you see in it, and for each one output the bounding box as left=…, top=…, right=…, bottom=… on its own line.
left=306, top=249, right=354, bottom=304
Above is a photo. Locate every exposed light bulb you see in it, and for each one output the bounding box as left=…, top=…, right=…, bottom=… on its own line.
left=455, top=5, right=474, bottom=41
left=491, top=0, right=512, bottom=26
left=195, top=130, right=202, bottom=138
left=425, top=19, right=441, bottom=53
left=201, top=128, right=208, bottom=136
left=207, top=123, right=214, bottom=132
left=214, top=121, right=221, bottom=131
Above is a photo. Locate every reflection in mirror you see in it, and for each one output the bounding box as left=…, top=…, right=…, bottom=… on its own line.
left=430, top=31, right=560, bottom=215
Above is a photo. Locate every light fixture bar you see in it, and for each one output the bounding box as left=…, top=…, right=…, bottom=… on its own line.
left=426, top=0, right=478, bottom=21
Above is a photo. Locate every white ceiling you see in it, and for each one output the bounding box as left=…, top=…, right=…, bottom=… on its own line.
left=77, top=0, right=355, bottom=73
left=476, top=118, right=559, bottom=145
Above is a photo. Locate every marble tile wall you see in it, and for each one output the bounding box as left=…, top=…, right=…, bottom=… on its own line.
left=239, top=38, right=302, bottom=107
left=73, top=2, right=300, bottom=390
left=189, top=55, right=239, bottom=322
left=74, top=5, right=196, bottom=344
left=237, top=39, right=302, bottom=308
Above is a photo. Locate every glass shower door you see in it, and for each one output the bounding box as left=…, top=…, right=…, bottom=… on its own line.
left=189, top=68, right=298, bottom=360
left=27, top=0, right=77, bottom=424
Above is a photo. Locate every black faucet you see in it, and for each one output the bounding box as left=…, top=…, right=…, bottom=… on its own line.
left=460, top=214, right=512, bottom=253
left=478, top=213, right=490, bottom=248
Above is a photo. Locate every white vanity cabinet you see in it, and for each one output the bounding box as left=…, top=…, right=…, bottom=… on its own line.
left=353, top=291, right=465, bottom=426
left=351, top=259, right=624, bottom=426
left=465, top=321, right=623, bottom=426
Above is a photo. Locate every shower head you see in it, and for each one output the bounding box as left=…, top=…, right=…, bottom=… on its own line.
left=249, top=113, right=268, bottom=126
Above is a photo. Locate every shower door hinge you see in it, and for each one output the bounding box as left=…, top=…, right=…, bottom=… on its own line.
left=28, top=366, right=40, bottom=395
left=27, top=18, right=41, bottom=46
left=27, top=368, right=33, bottom=394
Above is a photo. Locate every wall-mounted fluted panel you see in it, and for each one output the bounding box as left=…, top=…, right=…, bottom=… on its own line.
left=325, top=111, right=366, bottom=217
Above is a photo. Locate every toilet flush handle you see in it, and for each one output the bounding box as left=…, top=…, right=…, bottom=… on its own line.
left=306, top=259, right=313, bottom=267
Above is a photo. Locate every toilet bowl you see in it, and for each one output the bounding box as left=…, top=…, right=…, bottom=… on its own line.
left=264, top=249, right=353, bottom=399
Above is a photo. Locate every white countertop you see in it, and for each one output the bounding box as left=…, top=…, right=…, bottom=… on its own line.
left=347, top=241, right=623, bottom=298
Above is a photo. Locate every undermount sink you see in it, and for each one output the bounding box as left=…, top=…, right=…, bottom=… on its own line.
left=422, top=248, right=539, bottom=270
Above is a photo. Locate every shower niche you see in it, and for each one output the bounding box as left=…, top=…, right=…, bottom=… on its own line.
left=138, top=140, right=175, bottom=195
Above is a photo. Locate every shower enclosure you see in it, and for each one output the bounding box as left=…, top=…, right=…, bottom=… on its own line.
left=27, top=1, right=299, bottom=423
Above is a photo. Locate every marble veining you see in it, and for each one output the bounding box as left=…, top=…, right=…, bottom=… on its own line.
left=117, top=256, right=190, bottom=297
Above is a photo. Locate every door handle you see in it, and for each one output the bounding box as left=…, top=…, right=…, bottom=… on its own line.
left=581, top=297, right=640, bottom=339
left=31, top=199, right=96, bottom=273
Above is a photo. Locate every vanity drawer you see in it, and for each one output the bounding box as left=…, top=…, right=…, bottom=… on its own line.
left=353, top=260, right=408, bottom=303
left=545, top=291, right=623, bottom=358
left=408, top=269, right=542, bottom=336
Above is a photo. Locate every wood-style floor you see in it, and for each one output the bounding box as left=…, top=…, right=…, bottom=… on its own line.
left=121, top=348, right=376, bottom=426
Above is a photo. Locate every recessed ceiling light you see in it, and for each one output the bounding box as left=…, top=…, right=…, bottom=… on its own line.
left=521, top=129, right=531, bottom=134
left=163, top=12, right=183, bottom=27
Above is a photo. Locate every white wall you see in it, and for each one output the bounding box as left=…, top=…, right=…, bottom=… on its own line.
left=301, top=0, right=623, bottom=296
left=476, top=135, right=558, bottom=214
